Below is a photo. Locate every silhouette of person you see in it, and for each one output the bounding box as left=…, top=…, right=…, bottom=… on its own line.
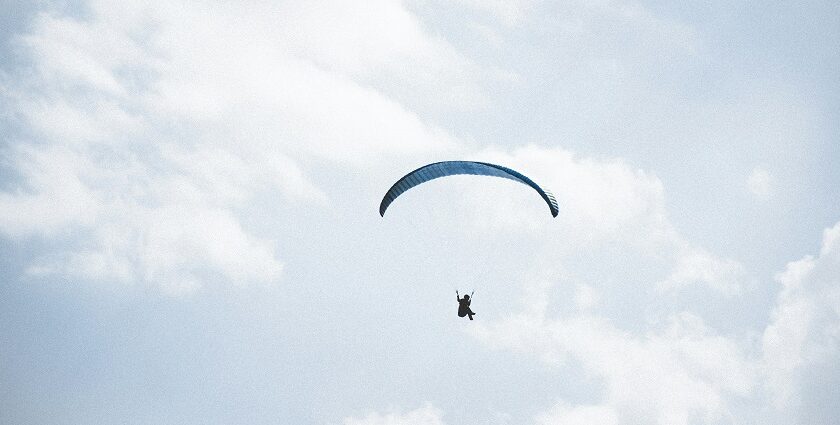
left=456, top=290, right=476, bottom=320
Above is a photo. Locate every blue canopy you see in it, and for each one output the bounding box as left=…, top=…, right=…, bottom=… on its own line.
left=379, top=161, right=559, bottom=217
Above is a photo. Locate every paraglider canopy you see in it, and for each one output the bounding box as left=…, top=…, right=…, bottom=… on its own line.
left=379, top=161, right=558, bottom=217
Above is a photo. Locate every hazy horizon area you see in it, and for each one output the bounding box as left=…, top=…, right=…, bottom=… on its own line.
left=1, top=1, right=839, bottom=424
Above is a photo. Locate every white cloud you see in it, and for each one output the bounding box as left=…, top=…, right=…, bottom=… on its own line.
left=0, top=0, right=464, bottom=293
left=468, top=219, right=840, bottom=424
left=436, top=146, right=766, bottom=424
left=657, top=244, right=744, bottom=296
left=276, top=0, right=456, bottom=76
left=762, top=221, right=840, bottom=409
left=458, top=146, right=744, bottom=296
left=0, top=145, right=101, bottom=237
left=460, top=146, right=669, bottom=241
left=472, top=310, right=754, bottom=425
left=344, top=405, right=446, bottom=425
left=269, top=0, right=496, bottom=112
left=747, top=167, right=773, bottom=199
left=454, top=0, right=535, bottom=27
left=535, top=402, right=618, bottom=425
left=573, top=284, right=599, bottom=310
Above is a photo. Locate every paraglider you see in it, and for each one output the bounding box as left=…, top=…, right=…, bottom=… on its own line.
left=380, top=161, right=557, bottom=321
left=378, top=161, right=559, bottom=217
left=456, top=290, right=475, bottom=320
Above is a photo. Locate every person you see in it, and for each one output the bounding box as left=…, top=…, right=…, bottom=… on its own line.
left=456, top=290, right=476, bottom=320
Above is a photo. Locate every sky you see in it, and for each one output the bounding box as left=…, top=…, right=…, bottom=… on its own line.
left=0, top=0, right=838, bottom=424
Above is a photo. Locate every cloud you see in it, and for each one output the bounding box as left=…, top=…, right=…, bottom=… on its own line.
left=0, top=145, right=101, bottom=238
left=454, top=0, right=536, bottom=27
left=459, top=146, right=744, bottom=296
left=472, top=310, right=754, bottom=424
left=344, top=405, right=446, bottom=425
left=468, top=217, right=840, bottom=424
left=535, top=402, right=618, bottom=425
left=433, top=146, right=768, bottom=424
left=747, top=167, right=773, bottom=200
left=271, top=0, right=498, bottom=113
left=657, top=244, right=744, bottom=296
left=0, top=0, right=463, bottom=293
left=341, top=145, right=756, bottom=425
left=762, top=221, right=840, bottom=410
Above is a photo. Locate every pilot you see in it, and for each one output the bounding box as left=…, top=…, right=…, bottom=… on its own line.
left=456, top=290, right=476, bottom=320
